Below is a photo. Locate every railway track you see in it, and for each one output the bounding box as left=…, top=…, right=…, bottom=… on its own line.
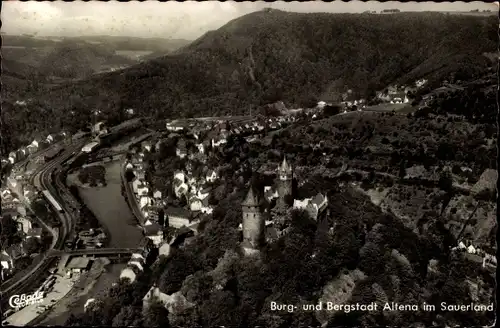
left=1, top=141, right=87, bottom=308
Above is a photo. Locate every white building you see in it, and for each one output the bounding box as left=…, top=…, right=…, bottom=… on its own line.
left=132, top=179, right=142, bottom=194
left=189, top=197, right=203, bottom=212
left=196, top=143, right=205, bottom=154
left=82, top=141, right=100, bottom=153
left=120, top=267, right=138, bottom=283
left=0, top=250, right=14, bottom=280
left=174, top=171, right=185, bottom=183
left=173, top=181, right=189, bottom=199
left=159, top=241, right=171, bottom=257
left=206, top=170, right=218, bottom=183
left=139, top=196, right=152, bottom=209
left=137, top=185, right=149, bottom=197
left=142, top=286, right=194, bottom=314
left=293, top=198, right=311, bottom=209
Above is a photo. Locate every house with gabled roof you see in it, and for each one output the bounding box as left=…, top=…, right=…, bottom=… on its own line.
left=8, top=151, right=17, bottom=164
left=173, top=181, right=189, bottom=199
left=196, top=186, right=211, bottom=201
left=189, top=196, right=203, bottom=212
left=132, top=178, right=143, bottom=194
left=1, top=189, right=11, bottom=198
left=174, top=171, right=185, bottom=183
left=139, top=196, right=152, bottom=209
left=206, top=169, right=218, bottom=183
left=30, top=139, right=39, bottom=149
left=120, top=264, right=141, bottom=283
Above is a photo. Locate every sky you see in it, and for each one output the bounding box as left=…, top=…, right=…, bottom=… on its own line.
left=1, top=1, right=496, bottom=40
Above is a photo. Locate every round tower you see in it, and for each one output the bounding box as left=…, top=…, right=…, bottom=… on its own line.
left=277, top=156, right=293, bottom=204
left=241, top=187, right=265, bottom=250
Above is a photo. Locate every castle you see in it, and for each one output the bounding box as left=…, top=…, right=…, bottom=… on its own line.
left=241, top=157, right=293, bottom=255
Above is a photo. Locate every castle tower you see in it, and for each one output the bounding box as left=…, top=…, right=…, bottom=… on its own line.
left=277, top=156, right=293, bottom=205
left=241, top=187, right=265, bottom=254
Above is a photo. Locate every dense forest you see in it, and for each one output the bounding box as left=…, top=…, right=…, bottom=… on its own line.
left=1, top=10, right=496, bottom=155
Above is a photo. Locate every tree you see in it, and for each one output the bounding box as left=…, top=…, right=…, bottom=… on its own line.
left=438, top=172, right=453, bottom=192
left=125, top=169, right=135, bottom=182
left=144, top=298, right=170, bottom=328
left=158, top=209, right=165, bottom=226
left=0, top=215, right=21, bottom=248
left=178, top=194, right=188, bottom=207
left=24, top=237, right=42, bottom=254
left=111, top=305, right=143, bottom=327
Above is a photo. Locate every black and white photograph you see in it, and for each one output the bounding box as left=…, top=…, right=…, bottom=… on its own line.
left=0, top=1, right=497, bottom=327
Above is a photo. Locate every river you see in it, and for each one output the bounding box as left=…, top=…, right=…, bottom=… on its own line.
left=75, top=160, right=143, bottom=248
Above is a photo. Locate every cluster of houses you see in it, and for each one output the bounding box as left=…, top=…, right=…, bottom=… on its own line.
left=126, top=151, right=167, bottom=247
left=1, top=189, right=43, bottom=281
left=376, top=79, right=428, bottom=105
left=292, top=193, right=329, bottom=221
left=166, top=115, right=299, bottom=146
left=119, top=252, right=147, bottom=284
left=2, top=132, right=68, bottom=166
left=376, top=85, right=410, bottom=104
left=451, top=240, right=497, bottom=271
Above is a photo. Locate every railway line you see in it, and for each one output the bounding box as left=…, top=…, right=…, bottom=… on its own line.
left=1, top=141, right=87, bottom=308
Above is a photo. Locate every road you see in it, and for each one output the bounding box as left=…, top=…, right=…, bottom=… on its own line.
left=1, top=141, right=87, bottom=308
left=120, top=161, right=146, bottom=226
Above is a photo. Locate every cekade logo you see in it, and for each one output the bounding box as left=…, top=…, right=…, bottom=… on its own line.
left=9, top=291, right=44, bottom=309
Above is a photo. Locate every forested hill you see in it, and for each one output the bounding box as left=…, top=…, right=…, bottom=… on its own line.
left=26, top=10, right=500, bottom=120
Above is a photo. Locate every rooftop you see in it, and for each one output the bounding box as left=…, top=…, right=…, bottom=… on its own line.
left=242, top=187, right=260, bottom=207
left=66, top=257, right=91, bottom=269
left=28, top=228, right=43, bottom=236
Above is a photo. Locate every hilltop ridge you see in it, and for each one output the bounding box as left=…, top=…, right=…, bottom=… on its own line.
left=37, top=10, right=495, bottom=118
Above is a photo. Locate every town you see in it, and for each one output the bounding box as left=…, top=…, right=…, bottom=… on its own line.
left=1, top=2, right=497, bottom=328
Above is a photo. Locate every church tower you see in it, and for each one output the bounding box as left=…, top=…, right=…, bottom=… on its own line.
left=277, top=156, right=293, bottom=205
left=241, top=186, right=265, bottom=254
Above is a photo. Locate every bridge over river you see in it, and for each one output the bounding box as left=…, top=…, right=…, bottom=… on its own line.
left=47, top=247, right=145, bottom=258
